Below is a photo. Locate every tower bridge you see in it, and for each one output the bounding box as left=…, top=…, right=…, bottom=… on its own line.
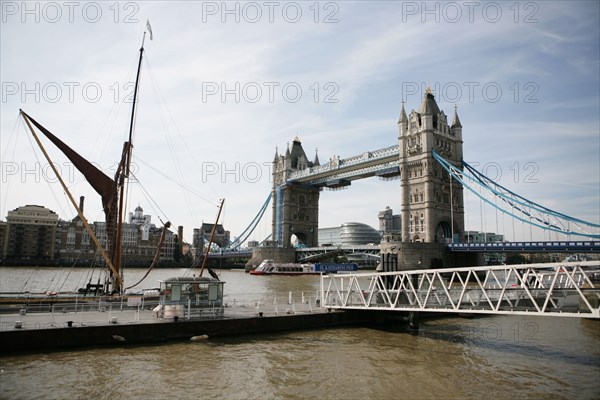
left=247, top=88, right=598, bottom=270
left=250, top=87, right=467, bottom=267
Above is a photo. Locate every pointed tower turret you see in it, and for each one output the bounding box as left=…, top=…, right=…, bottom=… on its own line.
left=313, top=148, right=320, bottom=166
left=451, top=105, right=463, bottom=159
left=289, top=137, right=309, bottom=169
left=281, top=142, right=291, bottom=170
left=398, top=100, right=408, bottom=137
left=451, top=105, right=462, bottom=129
left=418, top=85, right=440, bottom=131
left=418, top=87, right=441, bottom=115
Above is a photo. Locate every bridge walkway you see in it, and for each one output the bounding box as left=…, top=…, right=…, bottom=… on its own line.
left=320, top=261, right=600, bottom=318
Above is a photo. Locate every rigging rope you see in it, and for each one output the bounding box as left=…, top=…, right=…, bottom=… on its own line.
left=19, top=116, right=70, bottom=218
left=19, top=266, right=39, bottom=293
left=144, top=55, right=221, bottom=201
left=55, top=251, right=87, bottom=293
left=1, top=115, right=21, bottom=217
left=145, top=54, right=201, bottom=229
left=129, top=170, right=170, bottom=225
left=125, top=221, right=171, bottom=291
left=134, top=156, right=219, bottom=206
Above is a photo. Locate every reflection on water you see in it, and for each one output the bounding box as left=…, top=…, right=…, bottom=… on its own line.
left=0, top=268, right=599, bottom=399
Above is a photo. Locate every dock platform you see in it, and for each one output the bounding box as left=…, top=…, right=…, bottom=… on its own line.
left=0, top=303, right=375, bottom=353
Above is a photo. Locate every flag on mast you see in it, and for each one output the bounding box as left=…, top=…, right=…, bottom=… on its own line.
left=146, top=20, right=153, bottom=41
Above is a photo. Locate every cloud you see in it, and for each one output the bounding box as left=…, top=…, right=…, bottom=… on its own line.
left=1, top=1, right=598, bottom=242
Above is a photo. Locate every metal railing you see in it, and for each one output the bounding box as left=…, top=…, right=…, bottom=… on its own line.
left=0, top=291, right=324, bottom=331
left=447, top=241, right=600, bottom=252
left=321, top=261, right=600, bottom=318
left=0, top=300, right=160, bottom=331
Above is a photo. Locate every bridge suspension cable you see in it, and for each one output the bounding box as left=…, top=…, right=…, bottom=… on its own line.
left=432, top=150, right=600, bottom=239
left=227, top=193, right=272, bottom=249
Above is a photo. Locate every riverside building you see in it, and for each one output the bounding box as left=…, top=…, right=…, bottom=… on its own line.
left=0, top=202, right=191, bottom=267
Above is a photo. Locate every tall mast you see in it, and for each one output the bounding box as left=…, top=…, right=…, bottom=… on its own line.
left=200, top=199, right=225, bottom=277
left=129, top=31, right=146, bottom=144
left=113, top=32, right=147, bottom=294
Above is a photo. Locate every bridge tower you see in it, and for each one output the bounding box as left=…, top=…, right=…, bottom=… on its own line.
left=398, top=88, right=465, bottom=243
left=271, top=137, right=321, bottom=247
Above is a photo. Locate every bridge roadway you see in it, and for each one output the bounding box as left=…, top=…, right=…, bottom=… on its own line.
left=287, top=145, right=401, bottom=187
left=207, top=245, right=381, bottom=263
left=207, top=249, right=253, bottom=259
left=295, top=245, right=381, bottom=262
left=209, top=241, right=599, bottom=261
left=320, top=261, right=600, bottom=318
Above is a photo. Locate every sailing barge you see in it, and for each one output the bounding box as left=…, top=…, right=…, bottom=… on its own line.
left=11, top=29, right=224, bottom=303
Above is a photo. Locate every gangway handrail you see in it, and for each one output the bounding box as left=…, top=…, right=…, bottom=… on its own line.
left=321, top=261, right=600, bottom=318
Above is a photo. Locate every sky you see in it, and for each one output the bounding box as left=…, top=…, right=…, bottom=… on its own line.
left=1, top=0, right=599, bottom=244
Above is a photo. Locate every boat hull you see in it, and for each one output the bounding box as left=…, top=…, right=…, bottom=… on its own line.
left=249, top=270, right=319, bottom=276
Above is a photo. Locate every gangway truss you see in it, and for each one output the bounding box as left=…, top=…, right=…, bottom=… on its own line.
left=321, top=261, right=600, bottom=318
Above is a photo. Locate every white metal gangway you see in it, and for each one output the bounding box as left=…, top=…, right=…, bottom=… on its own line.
left=320, top=261, right=600, bottom=318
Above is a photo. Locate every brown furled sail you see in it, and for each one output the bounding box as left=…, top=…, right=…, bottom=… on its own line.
left=20, top=110, right=122, bottom=292
left=20, top=111, right=116, bottom=211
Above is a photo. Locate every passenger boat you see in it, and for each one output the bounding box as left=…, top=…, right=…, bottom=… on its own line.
left=250, top=260, right=317, bottom=275
left=250, top=260, right=359, bottom=275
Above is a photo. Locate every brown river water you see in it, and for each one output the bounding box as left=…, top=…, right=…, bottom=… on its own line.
left=0, top=268, right=598, bottom=399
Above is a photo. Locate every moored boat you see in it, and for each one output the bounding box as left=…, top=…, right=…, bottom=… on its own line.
left=4, top=27, right=225, bottom=309
left=250, top=260, right=316, bottom=275
left=250, top=260, right=358, bottom=275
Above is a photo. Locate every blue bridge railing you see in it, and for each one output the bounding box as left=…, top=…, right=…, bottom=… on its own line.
left=447, top=241, right=600, bottom=253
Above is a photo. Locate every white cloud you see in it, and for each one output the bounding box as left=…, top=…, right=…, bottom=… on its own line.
left=1, top=1, right=598, bottom=242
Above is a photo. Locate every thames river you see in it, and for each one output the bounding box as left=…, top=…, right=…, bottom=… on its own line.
left=0, top=267, right=599, bottom=400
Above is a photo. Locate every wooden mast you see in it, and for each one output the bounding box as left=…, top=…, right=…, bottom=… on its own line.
left=112, top=32, right=147, bottom=294
left=199, top=199, right=225, bottom=277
